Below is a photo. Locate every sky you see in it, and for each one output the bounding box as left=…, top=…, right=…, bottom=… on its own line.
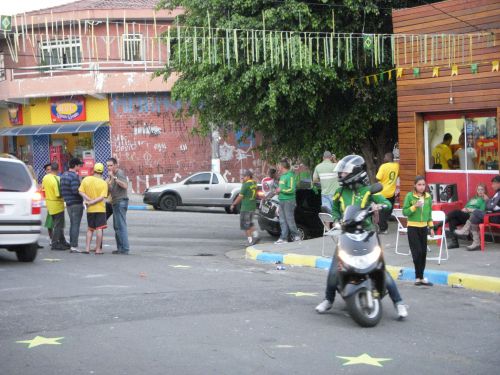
left=0, top=0, right=77, bottom=15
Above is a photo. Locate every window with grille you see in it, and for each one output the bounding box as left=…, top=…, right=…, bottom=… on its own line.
left=122, top=34, right=144, bottom=62
left=39, top=38, right=82, bottom=69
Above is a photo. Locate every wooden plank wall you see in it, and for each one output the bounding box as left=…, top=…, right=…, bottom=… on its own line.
left=392, top=0, right=500, bottom=195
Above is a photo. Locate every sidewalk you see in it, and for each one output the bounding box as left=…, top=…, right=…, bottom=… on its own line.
left=128, top=193, right=153, bottom=211
left=246, top=222, right=500, bottom=293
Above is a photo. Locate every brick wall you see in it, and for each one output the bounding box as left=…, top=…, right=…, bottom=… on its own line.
left=109, top=93, right=266, bottom=193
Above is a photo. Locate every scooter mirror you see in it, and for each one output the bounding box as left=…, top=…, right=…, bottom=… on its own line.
left=370, top=183, right=383, bottom=195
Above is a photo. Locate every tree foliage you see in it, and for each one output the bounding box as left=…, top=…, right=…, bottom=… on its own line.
left=157, top=0, right=423, bottom=175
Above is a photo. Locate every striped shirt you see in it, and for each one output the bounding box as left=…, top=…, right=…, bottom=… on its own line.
left=60, top=170, right=83, bottom=207
left=313, top=160, right=339, bottom=196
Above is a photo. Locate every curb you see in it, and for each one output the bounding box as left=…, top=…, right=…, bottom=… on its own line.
left=245, top=246, right=500, bottom=294
left=128, top=204, right=154, bottom=211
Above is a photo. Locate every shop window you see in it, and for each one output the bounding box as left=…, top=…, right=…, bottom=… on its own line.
left=39, top=38, right=82, bottom=69
left=425, top=115, right=498, bottom=171
left=122, top=34, right=144, bottom=62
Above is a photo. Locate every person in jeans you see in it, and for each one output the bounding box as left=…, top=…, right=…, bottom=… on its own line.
left=106, top=158, right=130, bottom=255
left=313, top=151, right=338, bottom=213
left=275, top=159, right=300, bottom=244
left=42, top=162, right=69, bottom=251
left=60, top=158, right=84, bottom=252
left=231, top=169, right=260, bottom=245
left=376, top=152, right=399, bottom=234
left=315, top=155, right=408, bottom=319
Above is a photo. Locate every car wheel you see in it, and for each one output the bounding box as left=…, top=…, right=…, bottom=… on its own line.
left=159, top=195, right=178, bottom=211
left=296, top=224, right=309, bottom=241
left=15, top=243, right=38, bottom=262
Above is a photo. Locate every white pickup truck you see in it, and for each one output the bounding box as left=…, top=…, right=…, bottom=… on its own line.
left=143, top=171, right=243, bottom=213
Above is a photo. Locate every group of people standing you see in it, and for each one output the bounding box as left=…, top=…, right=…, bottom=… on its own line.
left=41, top=157, right=130, bottom=255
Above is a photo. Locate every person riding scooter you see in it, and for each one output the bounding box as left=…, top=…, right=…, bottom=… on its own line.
left=315, top=155, right=408, bottom=319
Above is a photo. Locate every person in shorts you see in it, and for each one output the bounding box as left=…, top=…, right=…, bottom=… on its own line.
left=231, top=169, right=260, bottom=245
left=78, top=163, right=108, bottom=254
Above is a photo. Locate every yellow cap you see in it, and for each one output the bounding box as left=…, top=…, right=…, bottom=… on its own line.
left=93, top=162, right=104, bottom=173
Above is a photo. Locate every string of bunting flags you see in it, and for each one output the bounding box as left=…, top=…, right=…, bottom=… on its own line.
left=1, top=12, right=497, bottom=74
left=353, top=60, right=500, bottom=86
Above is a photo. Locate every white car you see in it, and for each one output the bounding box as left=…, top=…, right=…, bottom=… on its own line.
left=0, top=155, right=42, bottom=262
left=143, top=171, right=242, bottom=213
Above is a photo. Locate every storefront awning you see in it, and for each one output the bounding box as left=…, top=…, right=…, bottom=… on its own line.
left=0, top=122, right=108, bottom=136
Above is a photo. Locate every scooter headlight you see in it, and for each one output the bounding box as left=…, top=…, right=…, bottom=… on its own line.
left=338, top=246, right=382, bottom=270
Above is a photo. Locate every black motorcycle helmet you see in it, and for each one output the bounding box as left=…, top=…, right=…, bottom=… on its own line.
left=335, top=155, right=369, bottom=188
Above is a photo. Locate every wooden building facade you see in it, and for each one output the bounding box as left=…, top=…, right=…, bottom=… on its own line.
left=392, top=0, right=500, bottom=203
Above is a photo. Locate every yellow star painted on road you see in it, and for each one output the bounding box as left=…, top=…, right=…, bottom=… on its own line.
left=169, top=265, right=191, bottom=268
left=337, top=353, right=392, bottom=367
left=16, top=336, right=64, bottom=348
left=286, top=292, right=318, bottom=297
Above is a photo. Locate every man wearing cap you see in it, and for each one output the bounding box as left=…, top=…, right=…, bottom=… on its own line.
left=313, top=151, right=339, bottom=213
left=231, top=169, right=260, bottom=245
left=79, top=163, right=108, bottom=254
left=61, top=158, right=84, bottom=252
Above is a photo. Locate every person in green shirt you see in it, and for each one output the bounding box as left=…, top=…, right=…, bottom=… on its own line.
left=313, top=151, right=338, bottom=213
left=446, top=183, right=488, bottom=248
left=231, top=169, right=260, bottom=246
left=275, top=159, right=300, bottom=244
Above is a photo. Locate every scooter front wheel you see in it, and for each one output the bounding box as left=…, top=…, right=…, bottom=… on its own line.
left=345, top=288, right=383, bottom=327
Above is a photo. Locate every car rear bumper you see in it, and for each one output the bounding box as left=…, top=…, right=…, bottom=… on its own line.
left=0, top=220, right=41, bottom=246
left=143, top=192, right=161, bottom=206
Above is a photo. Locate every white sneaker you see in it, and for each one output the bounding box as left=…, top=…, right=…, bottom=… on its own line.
left=396, top=303, right=408, bottom=318
left=70, top=247, right=82, bottom=253
left=293, top=236, right=302, bottom=242
left=274, top=239, right=288, bottom=244
left=315, top=299, right=333, bottom=313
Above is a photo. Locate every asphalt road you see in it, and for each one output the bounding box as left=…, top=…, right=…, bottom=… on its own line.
left=1, top=208, right=499, bottom=375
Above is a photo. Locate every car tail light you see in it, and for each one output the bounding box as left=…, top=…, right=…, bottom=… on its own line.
left=32, top=191, right=42, bottom=215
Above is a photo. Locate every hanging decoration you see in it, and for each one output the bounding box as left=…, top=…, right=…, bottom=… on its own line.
left=0, top=12, right=497, bottom=81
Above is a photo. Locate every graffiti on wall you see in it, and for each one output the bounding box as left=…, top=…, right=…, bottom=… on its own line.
left=110, top=94, right=264, bottom=193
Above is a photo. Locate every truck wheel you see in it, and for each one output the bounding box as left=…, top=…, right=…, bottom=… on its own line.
left=345, top=288, right=382, bottom=327
left=15, top=243, right=38, bottom=262
left=159, top=195, right=177, bottom=211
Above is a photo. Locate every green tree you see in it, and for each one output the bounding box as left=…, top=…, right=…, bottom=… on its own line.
left=156, top=0, right=421, bottom=177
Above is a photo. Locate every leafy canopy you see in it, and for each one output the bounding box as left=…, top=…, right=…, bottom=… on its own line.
left=157, top=0, right=422, bottom=170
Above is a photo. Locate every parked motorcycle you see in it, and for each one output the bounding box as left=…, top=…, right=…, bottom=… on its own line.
left=330, top=184, right=388, bottom=327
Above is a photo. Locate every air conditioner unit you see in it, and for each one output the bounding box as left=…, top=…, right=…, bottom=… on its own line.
left=438, top=183, right=458, bottom=203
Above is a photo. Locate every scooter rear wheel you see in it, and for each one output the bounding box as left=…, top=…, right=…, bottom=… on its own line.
left=346, top=288, right=383, bottom=327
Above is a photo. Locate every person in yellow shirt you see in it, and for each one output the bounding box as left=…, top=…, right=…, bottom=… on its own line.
left=431, top=133, right=453, bottom=170
left=42, top=162, right=69, bottom=251
left=376, top=153, right=400, bottom=234
left=79, top=163, right=108, bottom=254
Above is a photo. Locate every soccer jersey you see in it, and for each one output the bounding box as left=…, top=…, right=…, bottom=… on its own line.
left=42, top=174, right=65, bottom=215
left=376, top=162, right=400, bottom=198
left=432, top=143, right=452, bottom=169
left=79, top=175, right=108, bottom=213
left=240, top=179, right=257, bottom=212
left=313, top=160, right=338, bottom=196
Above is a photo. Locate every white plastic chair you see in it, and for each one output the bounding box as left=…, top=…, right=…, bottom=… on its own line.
left=392, top=209, right=409, bottom=255
left=318, top=212, right=335, bottom=257
left=427, top=210, right=449, bottom=264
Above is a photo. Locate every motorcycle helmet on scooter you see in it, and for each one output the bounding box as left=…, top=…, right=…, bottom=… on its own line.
left=335, top=155, right=369, bottom=188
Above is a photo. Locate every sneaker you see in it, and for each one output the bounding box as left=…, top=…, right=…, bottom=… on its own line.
left=293, top=236, right=302, bottom=242
left=274, top=239, right=288, bottom=245
left=396, top=303, right=408, bottom=319
left=70, top=247, right=82, bottom=253
left=315, top=299, right=333, bottom=313
left=379, top=230, right=388, bottom=235
left=251, top=236, right=261, bottom=246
